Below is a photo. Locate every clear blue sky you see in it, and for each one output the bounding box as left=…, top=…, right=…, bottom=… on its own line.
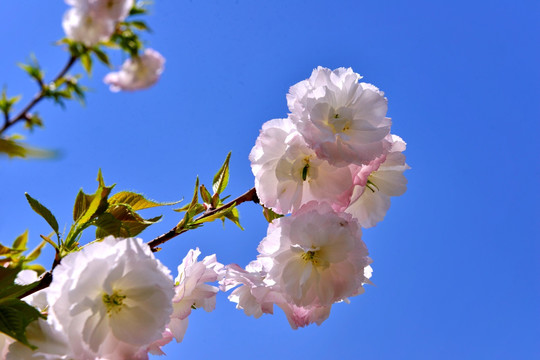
left=1, top=1, right=539, bottom=359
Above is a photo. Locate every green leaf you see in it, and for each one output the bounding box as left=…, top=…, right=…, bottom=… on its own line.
left=25, top=193, right=59, bottom=236
left=199, top=185, right=212, bottom=205
left=80, top=53, right=93, bottom=75
left=0, top=138, right=56, bottom=159
left=224, top=206, right=244, bottom=230
left=94, top=205, right=161, bottom=238
left=0, top=267, right=40, bottom=299
left=130, top=20, right=151, bottom=31
left=0, top=298, right=43, bottom=349
left=75, top=170, right=114, bottom=225
left=262, top=206, right=284, bottom=223
left=109, top=191, right=180, bottom=211
left=212, top=152, right=231, bottom=195
left=129, top=6, right=147, bottom=16
left=92, top=47, right=111, bottom=67
left=11, top=231, right=28, bottom=252
left=25, top=241, right=46, bottom=262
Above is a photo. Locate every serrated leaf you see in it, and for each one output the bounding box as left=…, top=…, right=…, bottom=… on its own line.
left=109, top=191, right=180, bottom=211
left=24, top=194, right=59, bottom=237
left=212, top=152, right=231, bottom=195
left=75, top=170, right=115, bottom=225
left=0, top=298, right=43, bottom=349
left=94, top=205, right=162, bottom=238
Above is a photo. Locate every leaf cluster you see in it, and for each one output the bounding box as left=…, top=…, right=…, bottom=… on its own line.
left=24, top=170, right=178, bottom=258
left=174, top=153, right=243, bottom=235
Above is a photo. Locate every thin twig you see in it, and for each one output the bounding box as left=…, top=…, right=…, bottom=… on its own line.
left=148, top=187, right=258, bottom=251
left=0, top=55, right=77, bottom=135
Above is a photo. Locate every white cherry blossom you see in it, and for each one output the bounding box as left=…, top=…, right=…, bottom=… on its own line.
left=287, top=66, right=392, bottom=166
left=104, top=49, right=165, bottom=92
left=45, top=236, right=174, bottom=360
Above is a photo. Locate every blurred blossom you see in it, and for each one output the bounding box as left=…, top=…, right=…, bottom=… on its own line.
left=104, top=49, right=165, bottom=92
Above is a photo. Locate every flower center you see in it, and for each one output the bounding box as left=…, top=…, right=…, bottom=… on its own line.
left=301, top=250, right=328, bottom=268
left=366, top=178, right=380, bottom=193
left=330, top=113, right=351, bottom=134
left=102, top=290, right=126, bottom=316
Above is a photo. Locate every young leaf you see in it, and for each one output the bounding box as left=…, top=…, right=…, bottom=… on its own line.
left=200, top=185, right=212, bottom=205
left=74, top=170, right=115, bottom=225
left=11, top=231, right=28, bottom=251
left=92, top=47, right=111, bottom=67
left=94, top=204, right=162, bottom=238
left=0, top=138, right=55, bottom=159
left=224, top=206, right=244, bottom=230
left=80, top=52, right=93, bottom=75
left=109, top=191, right=180, bottom=211
left=262, top=206, right=284, bottom=223
left=24, top=193, right=59, bottom=237
left=212, top=152, right=231, bottom=196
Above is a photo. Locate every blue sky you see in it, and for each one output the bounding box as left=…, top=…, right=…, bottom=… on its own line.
left=1, top=1, right=539, bottom=359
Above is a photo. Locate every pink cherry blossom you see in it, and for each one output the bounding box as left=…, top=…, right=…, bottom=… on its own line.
left=169, top=248, right=225, bottom=342
left=104, top=49, right=165, bottom=92
left=250, top=117, right=354, bottom=214
left=345, top=135, right=410, bottom=228
left=287, top=66, right=392, bottom=167
left=257, top=202, right=372, bottom=308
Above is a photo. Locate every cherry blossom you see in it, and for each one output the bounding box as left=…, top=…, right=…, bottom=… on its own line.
left=45, top=236, right=174, bottom=360
left=250, top=117, right=354, bottom=214
left=287, top=66, right=392, bottom=167
left=104, top=49, right=165, bottom=92
left=168, top=248, right=224, bottom=342
left=345, top=135, right=410, bottom=228
left=257, top=202, right=372, bottom=307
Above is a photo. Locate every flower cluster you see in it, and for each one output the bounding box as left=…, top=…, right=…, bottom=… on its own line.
left=104, top=48, right=165, bottom=92
left=63, top=0, right=133, bottom=46
left=223, top=66, right=409, bottom=328
left=6, top=238, right=223, bottom=360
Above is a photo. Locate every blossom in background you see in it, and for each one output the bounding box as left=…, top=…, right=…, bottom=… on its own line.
left=63, top=0, right=134, bottom=46
left=104, top=49, right=165, bottom=92
left=43, top=236, right=174, bottom=360
left=345, top=135, right=410, bottom=228
left=168, top=248, right=224, bottom=343
left=250, top=117, right=354, bottom=214
left=287, top=66, right=392, bottom=167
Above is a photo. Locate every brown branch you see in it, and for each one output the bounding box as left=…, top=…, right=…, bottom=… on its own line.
left=18, top=187, right=259, bottom=299
left=148, top=187, right=258, bottom=252
left=0, top=55, right=77, bottom=135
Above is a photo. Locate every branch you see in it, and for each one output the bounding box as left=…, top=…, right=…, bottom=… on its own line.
left=0, top=55, right=78, bottom=135
left=18, top=187, right=259, bottom=299
left=148, top=187, right=259, bottom=251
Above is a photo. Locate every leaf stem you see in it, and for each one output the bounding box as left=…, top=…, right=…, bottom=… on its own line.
left=0, top=55, right=78, bottom=135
